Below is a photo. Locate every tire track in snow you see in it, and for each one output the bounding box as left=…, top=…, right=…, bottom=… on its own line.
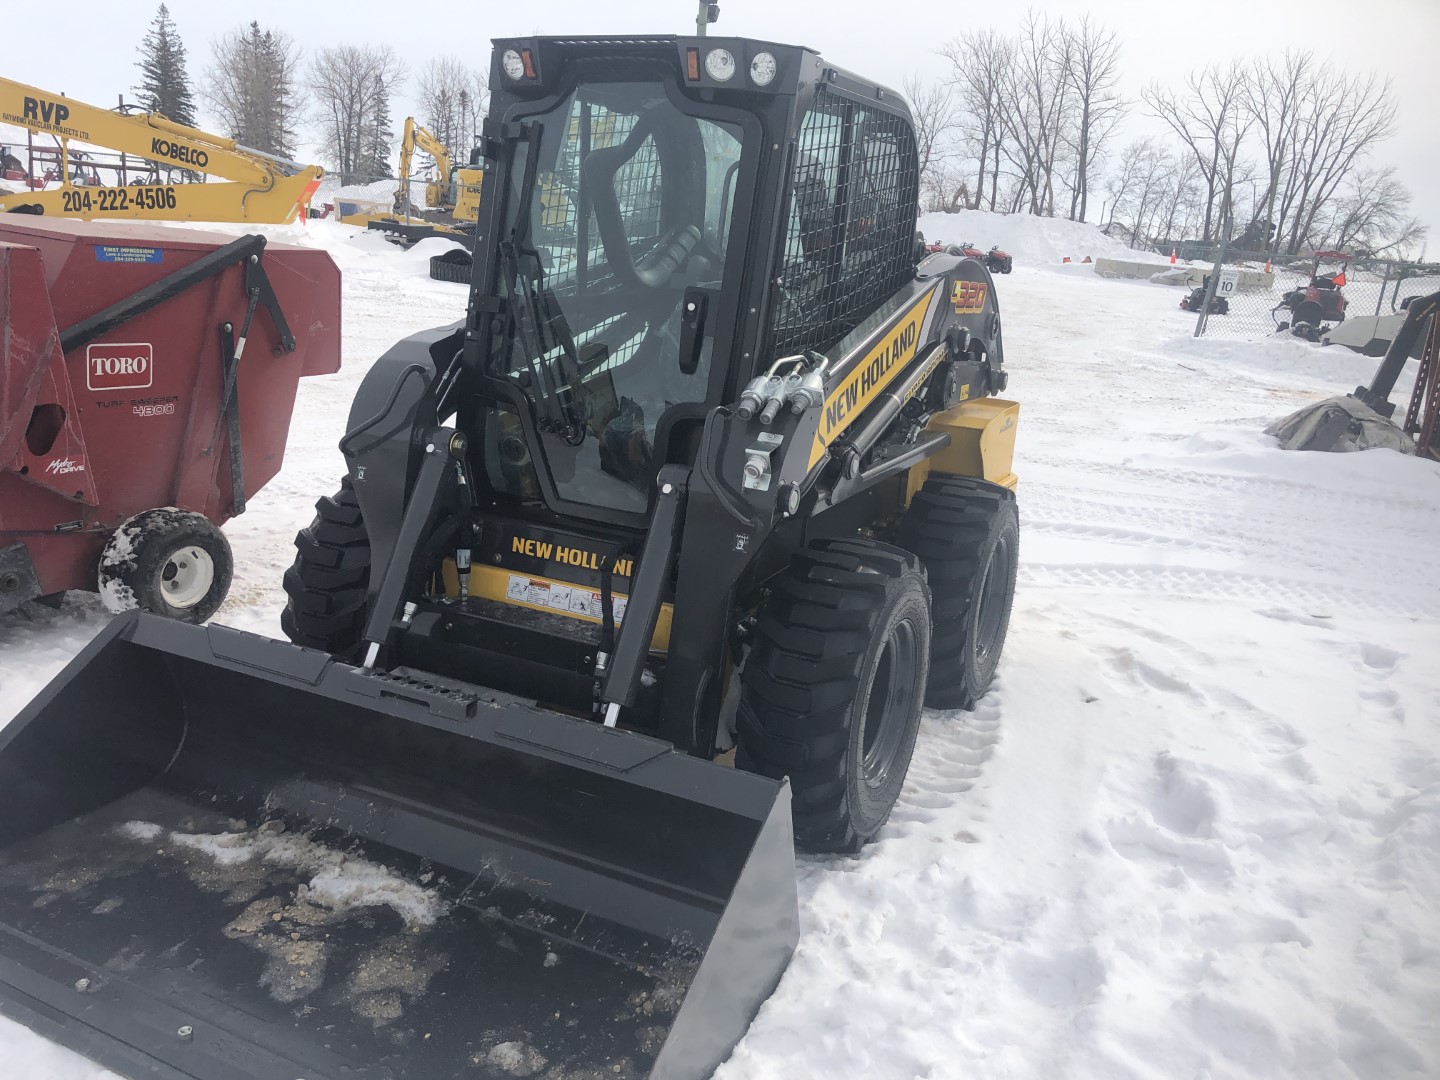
left=1032, top=457, right=1440, bottom=519
left=1020, top=562, right=1439, bottom=618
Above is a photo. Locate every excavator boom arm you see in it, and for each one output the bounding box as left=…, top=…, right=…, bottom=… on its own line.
left=395, top=116, right=453, bottom=206
left=1, top=76, right=294, bottom=189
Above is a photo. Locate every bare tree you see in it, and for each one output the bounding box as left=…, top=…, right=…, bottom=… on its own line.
left=1319, top=166, right=1427, bottom=257
left=1143, top=60, right=1250, bottom=243
left=903, top=75, right=959, bottom=211
left=308, top=45, right=406, bottom=183
left=997, top=10, right=1074, bottom=216
left=1106, top=137, right=1181, bottom=249
left=1277, top=67, right=1396, bottom=254
left=1241, top=50, right=1311, bottom=255
left=1155, top=152, right=1204, bottom=245
left=206, top=22, right=305, bottom=159
left=942, top=29, right=1010, bottom=210
left=417, top=57, right=490, bottom=163
left=1062, top=14, right=1125, bottom=222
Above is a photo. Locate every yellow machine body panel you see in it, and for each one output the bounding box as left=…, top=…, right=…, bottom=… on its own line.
left=451, top=168, right=484, bottom=221
left=907, top=397, right=1021, bottom=498
left=0, top=171, right=323, bottom=224
left=807, top=286, right=940, bottom=470
left=440, top=561, right=673, bottom=653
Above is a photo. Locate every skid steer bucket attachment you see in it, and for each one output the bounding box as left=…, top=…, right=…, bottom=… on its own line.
left=0, top=613, right=797, bottom=1080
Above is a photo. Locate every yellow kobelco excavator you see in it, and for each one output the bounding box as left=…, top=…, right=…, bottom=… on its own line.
left=336, top=116, right=485, bottom=245
left=396, top=115, right=485, bottom=222
left=0, top=76, right=323, bottom=224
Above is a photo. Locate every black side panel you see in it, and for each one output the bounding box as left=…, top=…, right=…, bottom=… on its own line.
left=338, top=332, right=444, bottom=614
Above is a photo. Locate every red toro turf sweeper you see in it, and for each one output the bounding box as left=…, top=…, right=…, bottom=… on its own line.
left=0, top=218, right=340, bottom=621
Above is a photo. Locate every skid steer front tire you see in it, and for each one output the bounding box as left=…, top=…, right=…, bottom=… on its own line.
left=737, top=539, right=931, bottom=855
left=899, top=476, right=1019, bottom=710
left=280, top=479, right=371, bottom=658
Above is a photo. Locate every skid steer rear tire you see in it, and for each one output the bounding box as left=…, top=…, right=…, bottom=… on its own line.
left=281, top=479, right=371, bottom=658
left=736, top=538, right=931, bottom=855
left=899, top=476, right=1019, bottom=710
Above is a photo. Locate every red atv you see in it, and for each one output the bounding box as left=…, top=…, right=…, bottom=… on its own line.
left=946, top=241, right=1013, bottom=275
left=914, top=232, right=945, bottom=260
left=1274, top=272, right=1348, bottom=341
left=947, top=241, right=985, bottom=260
left=985, top=245, right=1013, bottom=275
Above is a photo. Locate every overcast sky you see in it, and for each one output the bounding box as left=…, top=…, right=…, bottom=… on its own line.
left=6, top=0, right=1437, bottom=243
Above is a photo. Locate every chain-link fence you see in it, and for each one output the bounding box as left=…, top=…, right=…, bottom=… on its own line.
left=1177, top=243, right=1440, bottom=344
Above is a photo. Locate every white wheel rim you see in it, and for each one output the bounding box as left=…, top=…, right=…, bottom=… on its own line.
left=160, top=546, right=215, bottom=609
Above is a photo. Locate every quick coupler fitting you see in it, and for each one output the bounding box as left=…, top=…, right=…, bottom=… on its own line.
left=738, top=375, right=782, bottom=421
left=787, top=368, right=827, bottom=415
left=758, top=388, right=787, bottom=425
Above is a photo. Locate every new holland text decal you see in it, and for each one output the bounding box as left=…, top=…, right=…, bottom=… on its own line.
left=809, top=286, right=939, bottom=469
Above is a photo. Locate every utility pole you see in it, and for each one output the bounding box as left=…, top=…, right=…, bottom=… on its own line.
left=696, top=2, right=719, bottom=36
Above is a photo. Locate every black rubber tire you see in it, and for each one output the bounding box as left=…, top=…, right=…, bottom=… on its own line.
left=97, top=508, right=233, bottom=624
left=429, top=250, right=473, bottom=284
left=280, top=479, right=371, bottom=657
left=736, top=538, right=931, bottom=854
left=1294, top=299, right=1324, bottom=328
left=898, top=476, right=1019, bottom=710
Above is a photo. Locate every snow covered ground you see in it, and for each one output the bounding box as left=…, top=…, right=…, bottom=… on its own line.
left=2, top=216, right=1438, bottom=1079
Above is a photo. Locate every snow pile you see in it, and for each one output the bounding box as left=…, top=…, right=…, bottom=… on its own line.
left=116, top=820, right=162, bottom=842
left=918, top=208, right=1137, bottom=268
left=483, top=1041, right=550, bottom=1077
left=1167, top=331, right=1420, bottom=398
left=151, top=823, right=446, bottom=927
left=318, top=176, right=396, bottom=217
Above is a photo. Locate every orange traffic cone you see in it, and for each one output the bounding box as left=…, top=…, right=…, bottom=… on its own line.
left=1170, top=246, right=1177, bottom=265
left=1264, top=258, right=1272, bottom=273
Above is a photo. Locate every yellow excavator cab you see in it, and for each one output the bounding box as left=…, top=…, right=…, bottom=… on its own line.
left=452, top=167, right=484, bottom=222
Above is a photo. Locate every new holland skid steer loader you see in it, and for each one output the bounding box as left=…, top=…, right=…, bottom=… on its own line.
left=0, top=36, right=1019, bottom=1080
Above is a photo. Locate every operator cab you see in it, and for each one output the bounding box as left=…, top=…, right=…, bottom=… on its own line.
left=477, top=44, right=760, bottom=519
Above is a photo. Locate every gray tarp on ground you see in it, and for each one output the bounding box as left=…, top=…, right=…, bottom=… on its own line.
left=1266, top=395, right=1416, bottom=454
left=1321, top=313, right=1424, bottom=357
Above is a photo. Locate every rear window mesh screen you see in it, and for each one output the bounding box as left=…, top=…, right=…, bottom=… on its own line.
left=771, top=90, right=918, bottom=359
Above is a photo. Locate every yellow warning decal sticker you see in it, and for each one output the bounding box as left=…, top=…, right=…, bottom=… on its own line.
left=506, top=574, right=630, bottom=623
left=809, top=286, right=939, bottom=469
left=951, top=279, right=988, bottom=314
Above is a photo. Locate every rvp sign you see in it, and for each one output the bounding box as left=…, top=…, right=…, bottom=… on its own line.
left=86, top=342, right=153, bottom=391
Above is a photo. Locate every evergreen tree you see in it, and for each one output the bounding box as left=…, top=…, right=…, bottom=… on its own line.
left=258, top=27, right=300, bottom=159
left=206, top=21, right=303, bottom=159
left=134, top=4, right=196, bottom=126
left=362, top=76, right=395, bottom=179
